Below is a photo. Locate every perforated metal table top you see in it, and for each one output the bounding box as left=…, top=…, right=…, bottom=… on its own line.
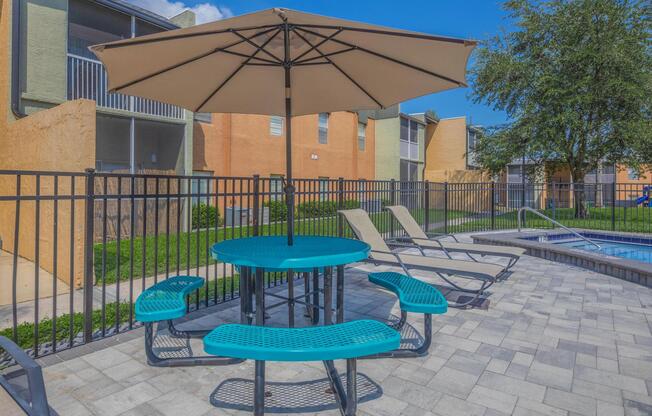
left=211, top=236, right=370, bottom=270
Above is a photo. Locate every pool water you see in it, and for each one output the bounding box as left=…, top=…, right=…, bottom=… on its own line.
left=556, top=240, right=652, bottom=264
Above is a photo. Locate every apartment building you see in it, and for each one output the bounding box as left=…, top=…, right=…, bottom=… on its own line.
left=371, top=105, right=426, bottom=182
left=1, top=0, right=196, bottom=174
left=422, top=116, right=487, bottom=182
left=193, top=111, right=376, bottom=182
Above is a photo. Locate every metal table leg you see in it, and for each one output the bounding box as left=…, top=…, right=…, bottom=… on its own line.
left=255, top=268, right=265, bottom=326
left=323, top=266, right=333, bottom=326
left=287, top=269, right=295, bottom=328
left=240, top=267, right=250, bottom=324
left=336, top=265, right=344, bottom=324
left=312, top=268, right=320, bottom=325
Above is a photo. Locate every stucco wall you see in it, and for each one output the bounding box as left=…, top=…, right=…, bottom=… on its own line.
left=374, top=117, right=400, bottom=180
left=193, top=112, right=375, bottom=180
left=0, top=99, right=96, bottom=288
left=424, top=116, right=468, bottom=174
left=1, top=0, right=12, bottom=123
left=19, top=0, right=68, bottom=113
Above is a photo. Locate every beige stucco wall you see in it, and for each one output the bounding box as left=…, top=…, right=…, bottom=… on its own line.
left=374, top=117, right=400, bottom=180
left=19, top=0, right=68, bottom=114
left=0, top=99, right=96, bottom=288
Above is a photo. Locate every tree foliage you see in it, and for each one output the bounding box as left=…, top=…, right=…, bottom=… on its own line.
left=471, top=0, right=652, bottom=191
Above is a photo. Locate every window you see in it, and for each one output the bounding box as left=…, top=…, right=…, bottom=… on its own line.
left=134, top=119, right=184, bottom=173
left=68, top=0, right=131, bottom=59
left=628, top=168, right=639, bottom=180
left=318, top=113, right=329, bottom=144
left=270, top=175, right=283, bottom=201
left=270, top=116, right=283, bottom=136
left=357, top=122, right=366, bottom=151
left=400, top=160, right=419, bottom=182
left=399, top=116, right=420, bottom=161
left=319, top=177, right=329, bottom=201
left=194, top=113, right=212, bottom=123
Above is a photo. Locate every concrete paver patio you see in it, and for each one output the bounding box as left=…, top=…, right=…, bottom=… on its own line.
left=36, top=234, right=652, bottom=416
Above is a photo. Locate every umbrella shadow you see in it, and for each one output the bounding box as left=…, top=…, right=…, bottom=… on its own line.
left=209, top=372, right=382, bottom=414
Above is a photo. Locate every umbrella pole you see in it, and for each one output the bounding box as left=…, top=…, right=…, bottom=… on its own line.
left=283, top=22, right=294, bottom=246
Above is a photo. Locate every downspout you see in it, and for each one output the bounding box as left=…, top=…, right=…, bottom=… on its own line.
left=10, top=0, right=26, bottom=118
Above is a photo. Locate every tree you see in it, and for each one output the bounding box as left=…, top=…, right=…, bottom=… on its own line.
left=471, top=0, right=652, bottom=217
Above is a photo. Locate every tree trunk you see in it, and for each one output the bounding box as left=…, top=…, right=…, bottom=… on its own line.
left=574, top=182, right=588, bottom=219
left=569, top=167, right=589, bottom=219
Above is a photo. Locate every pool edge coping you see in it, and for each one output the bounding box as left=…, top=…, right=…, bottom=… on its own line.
left=471, top=229, right=652, bottom=288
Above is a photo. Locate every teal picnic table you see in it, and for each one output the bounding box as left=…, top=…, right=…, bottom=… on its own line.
left=211, top=236, right=370, bottom=327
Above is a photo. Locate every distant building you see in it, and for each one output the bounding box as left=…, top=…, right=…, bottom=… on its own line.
left=370, top=105, right=426, bottom=182
left=1, top=0, right=195, bottom=174
left=192, top=111, right=376, bottom=181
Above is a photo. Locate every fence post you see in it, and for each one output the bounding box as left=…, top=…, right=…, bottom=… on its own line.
left=252, top=174, right=260, bottom=236
left=611, top=181, right=617, bottom=231
left=83, top=168, right=95, bottom=344
left=424, top=180, right=430, bottom=233
left=389, top=179, right=396, bottom=237
left=337, top=177, right=344, bottom=237
left=444, top=182, right=449, bottom=235
left=491, top=181, right=496, bottom=230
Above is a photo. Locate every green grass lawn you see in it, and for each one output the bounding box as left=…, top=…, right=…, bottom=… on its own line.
left=94, top=208, right=466, bottom=284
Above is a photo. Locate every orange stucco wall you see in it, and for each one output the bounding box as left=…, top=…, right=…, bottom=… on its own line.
left=194, top=112, right=375, bottom=180
left=0, top=96, right=96, bottom=288
left=424, top=117, right=468, bottom=174
left=616, top=165, right=652, bottom=184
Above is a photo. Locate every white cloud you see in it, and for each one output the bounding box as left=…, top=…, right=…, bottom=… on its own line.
left=126, top=0, right=233, bottom=24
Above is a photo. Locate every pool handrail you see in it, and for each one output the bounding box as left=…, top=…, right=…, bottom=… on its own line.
left=517, top=206, right=601, bottom=250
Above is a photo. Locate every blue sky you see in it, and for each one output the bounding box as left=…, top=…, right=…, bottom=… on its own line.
left=131, top=0, right=514, bottom=126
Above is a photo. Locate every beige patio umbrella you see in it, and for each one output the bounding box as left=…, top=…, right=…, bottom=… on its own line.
left=91, top=8, right=475, bottom=244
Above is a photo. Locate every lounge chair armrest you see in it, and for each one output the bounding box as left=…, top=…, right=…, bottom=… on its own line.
left=427, top=232, right=460, bottom=242
left=386, top=241, right=427, bottom=256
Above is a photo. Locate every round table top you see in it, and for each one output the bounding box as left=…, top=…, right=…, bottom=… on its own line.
left=211, top=236, right=370, bottom=270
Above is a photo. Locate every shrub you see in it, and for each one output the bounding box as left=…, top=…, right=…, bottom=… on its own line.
left=192, top=203, right=221, bottom=229
left=264, top=200, right=288, bottom=222
left=296, top=199, right=360, bottom=218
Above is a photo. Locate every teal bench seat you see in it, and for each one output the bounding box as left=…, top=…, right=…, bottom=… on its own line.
left=135, top=276, right=241, bottom=368
left=204, top=320, right=399, bottom=415
left=368, top=272, right=448, bottom=357
left=135, top=276, right=204, bottom=322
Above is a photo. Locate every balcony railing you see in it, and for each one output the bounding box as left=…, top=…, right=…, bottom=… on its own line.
left=67, top=54, right=185, bottom=120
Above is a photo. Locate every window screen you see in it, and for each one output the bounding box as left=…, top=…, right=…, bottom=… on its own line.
left=270, top=116, right=283, bottom=136
left=357, top=122, right=366, bottom=151
left=68, top=0, right=131, bottom=59
left=318, top=113, right=329, bottom=144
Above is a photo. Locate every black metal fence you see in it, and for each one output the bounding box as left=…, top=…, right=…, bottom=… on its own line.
left=0, top=169, right=650, bottom=361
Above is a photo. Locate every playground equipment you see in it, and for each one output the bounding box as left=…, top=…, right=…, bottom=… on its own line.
left=636, top=186, right=652, bottom=207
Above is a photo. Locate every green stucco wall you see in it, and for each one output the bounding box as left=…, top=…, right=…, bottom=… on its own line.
left=19, top=0, right=68, bottom=114
left=374, top=117, right=400, bottom=180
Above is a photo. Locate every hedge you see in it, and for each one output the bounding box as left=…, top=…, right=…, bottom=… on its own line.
left=192, top=202, right=221, bottom=229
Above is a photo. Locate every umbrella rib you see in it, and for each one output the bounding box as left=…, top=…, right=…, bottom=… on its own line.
left=293, top=24, right=476, bottom=45
left=291, top=28, right=343, bottom=63
left=109, top=27, right=280, bottom=92
left=294, top=47, right=356, bottom=65
left=194, top=28, right=283, bottom=112
left=97, top=24, right=282, bottom=50
left=295, top=26, right=467, bottom=87
left=231, top=29, right=284, bottom=63
left=291, top=28, right=384, bottom=108
left=220, top=50, right=280, bottom=65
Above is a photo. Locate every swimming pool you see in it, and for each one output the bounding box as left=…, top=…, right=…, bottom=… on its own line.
left=472, top=230, right=652, bottom=288
left=556, top=240, right=652, bottom=264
